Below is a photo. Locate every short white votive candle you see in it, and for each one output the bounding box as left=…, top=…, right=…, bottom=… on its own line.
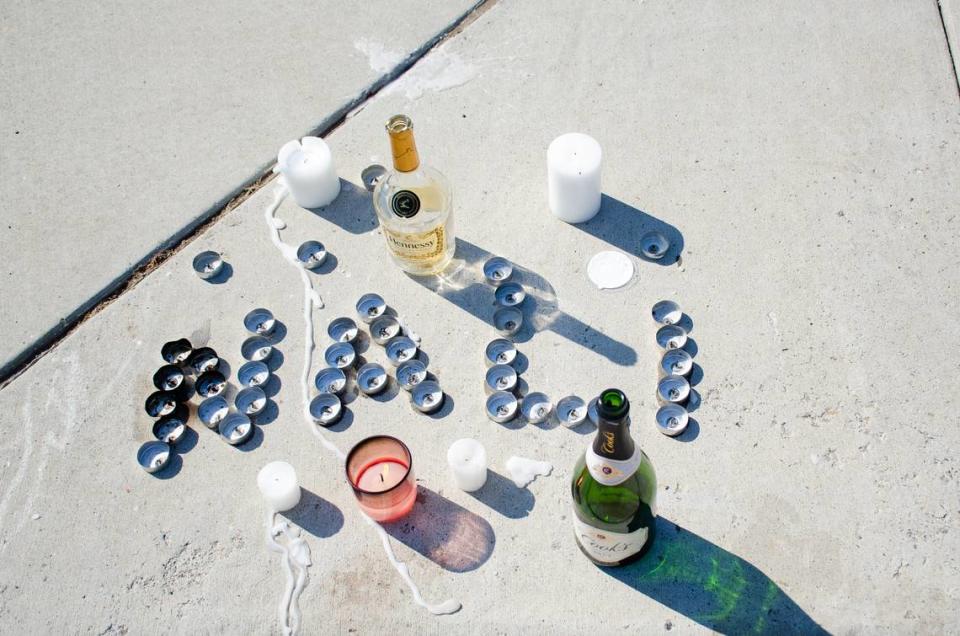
left=547, top=133, right=602, bottom=223
left=257, top=461, right=302, bottom=512
left=447, top=439, right=488, bottom=492
left=276, top=137, right=341, bottom=209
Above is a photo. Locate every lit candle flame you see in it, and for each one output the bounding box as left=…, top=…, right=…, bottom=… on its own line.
left=381, top=463, right=390, bottom=483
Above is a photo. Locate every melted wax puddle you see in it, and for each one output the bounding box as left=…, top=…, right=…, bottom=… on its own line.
left=505, top=456, right=553, bottom=488
left=263, top=184, right=461, bottom=620
left=266, top=512, right=312, bottom=636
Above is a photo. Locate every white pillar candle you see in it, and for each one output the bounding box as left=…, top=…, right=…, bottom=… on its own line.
left=257, top=461, right=302, bottom=512
left=447, top=439, right=488, bottom=492
left=547, top=132, right=602, bottom=223
left=276, top=137, right=341, bottom=209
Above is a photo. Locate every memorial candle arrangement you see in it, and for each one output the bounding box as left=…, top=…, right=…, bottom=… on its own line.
left=346, top=436, right=417, bottom=522
left=276, top=137, right=341, bottom=209
left=547, top=132, right=603, bottom=223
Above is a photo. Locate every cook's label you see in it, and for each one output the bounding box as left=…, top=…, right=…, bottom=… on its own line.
left=574, top=516, right=649, bottom=564
left=391, top=190, right=421, bottom=218
left=586, top=447, right=642, bottom=486
left=383, top=226, right=445, bottom=261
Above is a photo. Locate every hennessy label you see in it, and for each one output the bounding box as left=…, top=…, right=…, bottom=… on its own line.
left=573, top=516, right=649, bottom=564
left=383, top=226, right=445, bottom=261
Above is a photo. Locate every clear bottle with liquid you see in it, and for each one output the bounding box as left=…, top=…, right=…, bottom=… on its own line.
left=571, top=388, right=658, bottom=566
left=372, top=115, right=455, bottom=275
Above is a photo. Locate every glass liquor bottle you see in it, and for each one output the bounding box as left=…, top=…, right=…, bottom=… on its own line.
left=571, top=389, right=658, bottom=566
left=372, top=115, right=455, bottom=275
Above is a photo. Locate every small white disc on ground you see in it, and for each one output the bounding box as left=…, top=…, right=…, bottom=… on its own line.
left=587, top=251, right=634, bottom=290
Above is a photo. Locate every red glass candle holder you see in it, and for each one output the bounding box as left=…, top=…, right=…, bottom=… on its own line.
left=345, top=435, right=417, bottom=522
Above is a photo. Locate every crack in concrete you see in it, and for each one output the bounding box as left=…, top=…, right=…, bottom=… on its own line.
left=938, top=0, right=960, bottom=99
left=0, top=0, right=497, bottom=389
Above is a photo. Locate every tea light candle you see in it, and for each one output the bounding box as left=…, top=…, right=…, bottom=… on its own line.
left=257, top=461, right=302, bottom=512
left=345, top=436, right=416, bottom=522
left=446, top=439, right=487, bottom=492
left=547, top=133, right=602, bottom=223
left=276, top=137, right=341, bottom=209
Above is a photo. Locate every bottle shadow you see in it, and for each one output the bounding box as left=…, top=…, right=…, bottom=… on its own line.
left=468, top=470, right=535, bottom=519
left=602, top=517, right=827, bottom=634
left=407, top=238, right=637, bottom=366
left=305, top=180, right=379, bottom=235
left=382, top=486, right=495, bottom=573
left=281, top=488, right=345, bottom=539
left=577, top=195, right=684, bottom=265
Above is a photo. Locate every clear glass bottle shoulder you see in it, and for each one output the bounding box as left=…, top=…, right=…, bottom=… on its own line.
left=373, top=166, right=452, bottom=230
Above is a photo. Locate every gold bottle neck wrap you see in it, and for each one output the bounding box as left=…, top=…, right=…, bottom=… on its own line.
left=387, top=114, right=420, bottom=173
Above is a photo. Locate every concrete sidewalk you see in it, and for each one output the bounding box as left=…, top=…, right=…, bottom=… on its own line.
left=1, top=1, right=958, bottom=633
left=0, top=0, right=479, bottom=379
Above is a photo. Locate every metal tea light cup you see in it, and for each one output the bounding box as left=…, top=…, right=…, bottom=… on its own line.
left=219, top=413, right=254, bottom=446
left=309, top=393, right=343, bottom=427
left=153, top=364, right=185, bottom=392
left=192, top=250, right=224, bottom=280
left=493, top=307, right=523, bottom=338
left=240, top=336, right=272, bottom=362
left=296, top=240, right=327, bottom=270
left=395, top=358, right=427, bottom=392
left=486, top=391, right=518, bottom=424
left=243, top=307, right=276, bottom=336
left=651, top=300, right=682, bottom=326
left=521, top=392, right=553, bottom=424
left=656, top=403, right=689, bottom=437
left=314, top=367, right=347, bottom=395
left=369, top=315, right=401, bottom=345
left=640, top=231, right=670, bottom=260
left=556, top=395, right=588, bottom=428
left=324, top=342, right=356, bottom=370
left=198, top=395, right=230, bottom=429
left=657, top=374, right=691, bottom=406
left=484, top=338, right=517, bottom=367
left=357, top=363, right=389, bottom=396
left=385, top=336, right=418, bottom=366
left=137, top=440, right=171, bottom=474
left=659, top=348, right=693, bottom=378
left=484, top=364, right=518, bottom=395
left=361, top=164, right=387, bottom=192
left=238, top=360, right=270, bottom=388
left=145, top=391, right=178, bottom=418
left=482, top=256, right=514, bottom=286
left=161, top=338, right=192, bottom=365
left=656, top=324, right=688, bottom=350
left=356, top=293, right=387, bottom=323
left=411, top=380, right=444, bottom=414
left=187, top=347, right=220, bottom=374
left=152, top=404, right=188, bottom=445
left=235, top=386, right=268, bottom=417
left=195, top=370, right=227, bottom=399
left=327, top=317, right=359, bottom=344
left=494, top=281, right=526, bottom=307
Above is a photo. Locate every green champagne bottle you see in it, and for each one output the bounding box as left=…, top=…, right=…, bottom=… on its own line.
left=571, top=388, right=658, bottom=566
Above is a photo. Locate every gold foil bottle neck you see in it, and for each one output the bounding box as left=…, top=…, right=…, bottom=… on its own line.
left=386, top=114, right=420, bottom=172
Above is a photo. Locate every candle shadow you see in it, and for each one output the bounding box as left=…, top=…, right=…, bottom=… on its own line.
left=236, top=425, right=264, bottom=452
left=426, top=393, right=455, bottom=419
left=262, top=374, right=282, bottom=398
left=267, top=320, right=288, bottom=345
left=306, top=180, right=379, bottom=235
left=408, top=239, right=636, bottom=366
left=205, top=262, right=234, bottom=284
left=675, top=417, right=700, bottom=442
left=254, top=399, right=279, bottom=425
left=577, top=195, right=684, bottom=266
left=151, top=453, right=183, bottom=480
left=282, top=488, right=345, bottom=539
left=266, top=349, right=285, bottom=373
left=326, top=408, right=353, bottom=432
left=468, top=470, right=535, bottom=519
left=383, top=486, right=495, bottom=573
left=602, top=517, right=826, bottom=634
left=172, top=425, right=199, bottom=453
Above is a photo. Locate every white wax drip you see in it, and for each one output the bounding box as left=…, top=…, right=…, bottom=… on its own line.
left=505, top=456, right=553, bottom=488
left=262, top=183, right=460, bottom=617
left=266, top=512, right=312, bottom=636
